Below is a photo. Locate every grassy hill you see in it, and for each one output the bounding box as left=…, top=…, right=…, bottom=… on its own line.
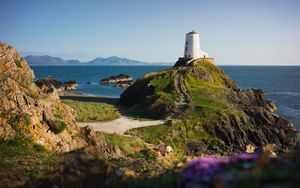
left=120, top=59, right=299, bottom=154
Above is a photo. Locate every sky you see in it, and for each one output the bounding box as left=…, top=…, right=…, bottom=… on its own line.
left=0, top=0, right=300, bottom=65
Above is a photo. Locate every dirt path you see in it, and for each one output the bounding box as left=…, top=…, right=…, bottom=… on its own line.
left=170, top=72, right=191, bottom=119
left=77, top=116, right=166, bottom=134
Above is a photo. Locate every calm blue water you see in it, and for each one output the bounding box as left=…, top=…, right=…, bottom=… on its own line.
left=31, top=66, right=169, bottom=97
left=31, top=66, right=300, bottom=130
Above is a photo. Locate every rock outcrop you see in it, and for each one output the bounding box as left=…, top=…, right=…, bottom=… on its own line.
left=0, top=42, right=85, bottom=151
left=0, top=43, right=122, bottom=157
left=35, top=77, right=78, bottom=92
left=119, top=59, right=299, bottom=153
left=82, top=126, right=122, bottom=159
left=100, top=74, right=133, bottom=88
left=0, top=42, right=123, bottom=158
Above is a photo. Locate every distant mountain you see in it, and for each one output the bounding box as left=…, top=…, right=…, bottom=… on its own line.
left=25, top=55, right=173, bottom=66
left=25, top=55, right=82, bottom=66
left=88, top=56, right=149, bottom=66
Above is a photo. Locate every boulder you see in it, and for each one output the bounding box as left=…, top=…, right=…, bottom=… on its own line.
left=82, top=126, right=122, bottom=159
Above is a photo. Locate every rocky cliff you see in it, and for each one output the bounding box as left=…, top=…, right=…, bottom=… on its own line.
left=0, top=42, right=87, bottom=151
left=119, top=59, right=299, bottom=153
left=0, top=43, right=122, bottom=156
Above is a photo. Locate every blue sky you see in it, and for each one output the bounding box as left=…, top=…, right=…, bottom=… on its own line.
left=0, top=0, right=300, bottom=65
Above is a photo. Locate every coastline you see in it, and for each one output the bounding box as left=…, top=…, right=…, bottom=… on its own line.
left=59, top=90, right=119, bottom=105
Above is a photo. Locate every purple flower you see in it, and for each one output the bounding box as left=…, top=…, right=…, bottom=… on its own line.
left=182, top=156, right=227, bottom=181
left=180, top=153, right=259, bottom=187
left=230, top=153, right=258, bottom=162
left=158, top=147, right=165, bottom=153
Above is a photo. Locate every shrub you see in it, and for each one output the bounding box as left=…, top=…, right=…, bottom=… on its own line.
left=15, top=60, right=22, bottom=68
left=185, top=140, right=206, bottom=155
left=134, top=149, right=159, bottom=160
left=48, top=120, right=67, bottom=134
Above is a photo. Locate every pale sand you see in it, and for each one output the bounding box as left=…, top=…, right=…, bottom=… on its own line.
left=77, top=116, right=166, bottom=134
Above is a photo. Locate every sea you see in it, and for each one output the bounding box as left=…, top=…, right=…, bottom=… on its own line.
left=31, top=66, right=300, bottom=131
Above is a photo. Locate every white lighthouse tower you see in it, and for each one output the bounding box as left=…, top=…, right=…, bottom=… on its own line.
left=174, top=31, right=212, bottom=67
left=184, top=31, right=208, bottom=59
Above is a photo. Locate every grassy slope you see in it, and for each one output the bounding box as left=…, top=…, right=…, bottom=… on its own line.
left=62, top=99, right=120, bottom=122
left=121, top=71, right=178, bottom=119
left=103, top=133, right=145, bottom=154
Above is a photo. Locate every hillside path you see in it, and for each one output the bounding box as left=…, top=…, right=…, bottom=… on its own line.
left=77, top=116, right=166, bottom=134
left=170, top=72, right=191, bottom=119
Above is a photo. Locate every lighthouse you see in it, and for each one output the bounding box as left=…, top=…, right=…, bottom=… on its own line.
left=184, top=31, right=208, bottom=59
left=174, top=31, right=212, bottom=67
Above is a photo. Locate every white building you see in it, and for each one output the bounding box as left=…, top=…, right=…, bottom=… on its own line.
left=184, top=31, right=208, bottom=59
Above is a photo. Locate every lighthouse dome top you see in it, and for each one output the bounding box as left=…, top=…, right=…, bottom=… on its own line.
left=187, top=30, right=198, bottom=35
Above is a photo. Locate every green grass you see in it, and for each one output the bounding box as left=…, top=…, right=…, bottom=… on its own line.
left=0, top=137, right=45, bottom=156
left=0, top=137, right=82, bottom=186
left=49, top=121, right=67, bottom=134
left=129, top=124, right=170, bottom=145
left=62, top=99, right=120, bottom=122
left=103, top=133, right=145, bottom=154
left=129, top=117, right=225, bottom=156
left=184, top=73, right=228, bottom=113
left=125, top=73, right=177, bottom=119
left=14, top=60, right=22, bottom=68
left=194, top=99, right=227, bottom=111
left=149, top=73, right=177, bottom=103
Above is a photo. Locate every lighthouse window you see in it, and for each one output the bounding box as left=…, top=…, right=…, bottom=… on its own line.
left=185, top=47, right=187, bottom=51
left=186, top=41, right=188, bottom=45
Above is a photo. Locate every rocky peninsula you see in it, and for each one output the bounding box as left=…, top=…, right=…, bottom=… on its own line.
left=120, top=58, right=299, bottom=154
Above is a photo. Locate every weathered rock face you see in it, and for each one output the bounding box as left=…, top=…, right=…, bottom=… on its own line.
left=0, top=42, right=85, bottom=151
left=82, top=126, right=122, bottom=159
left=120, top=59, right=299, bottom=153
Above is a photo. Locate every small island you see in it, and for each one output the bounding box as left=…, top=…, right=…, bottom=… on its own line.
left=35, top=77, right=78, bottom=91
left=100, top=74, right=133, bottom=88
